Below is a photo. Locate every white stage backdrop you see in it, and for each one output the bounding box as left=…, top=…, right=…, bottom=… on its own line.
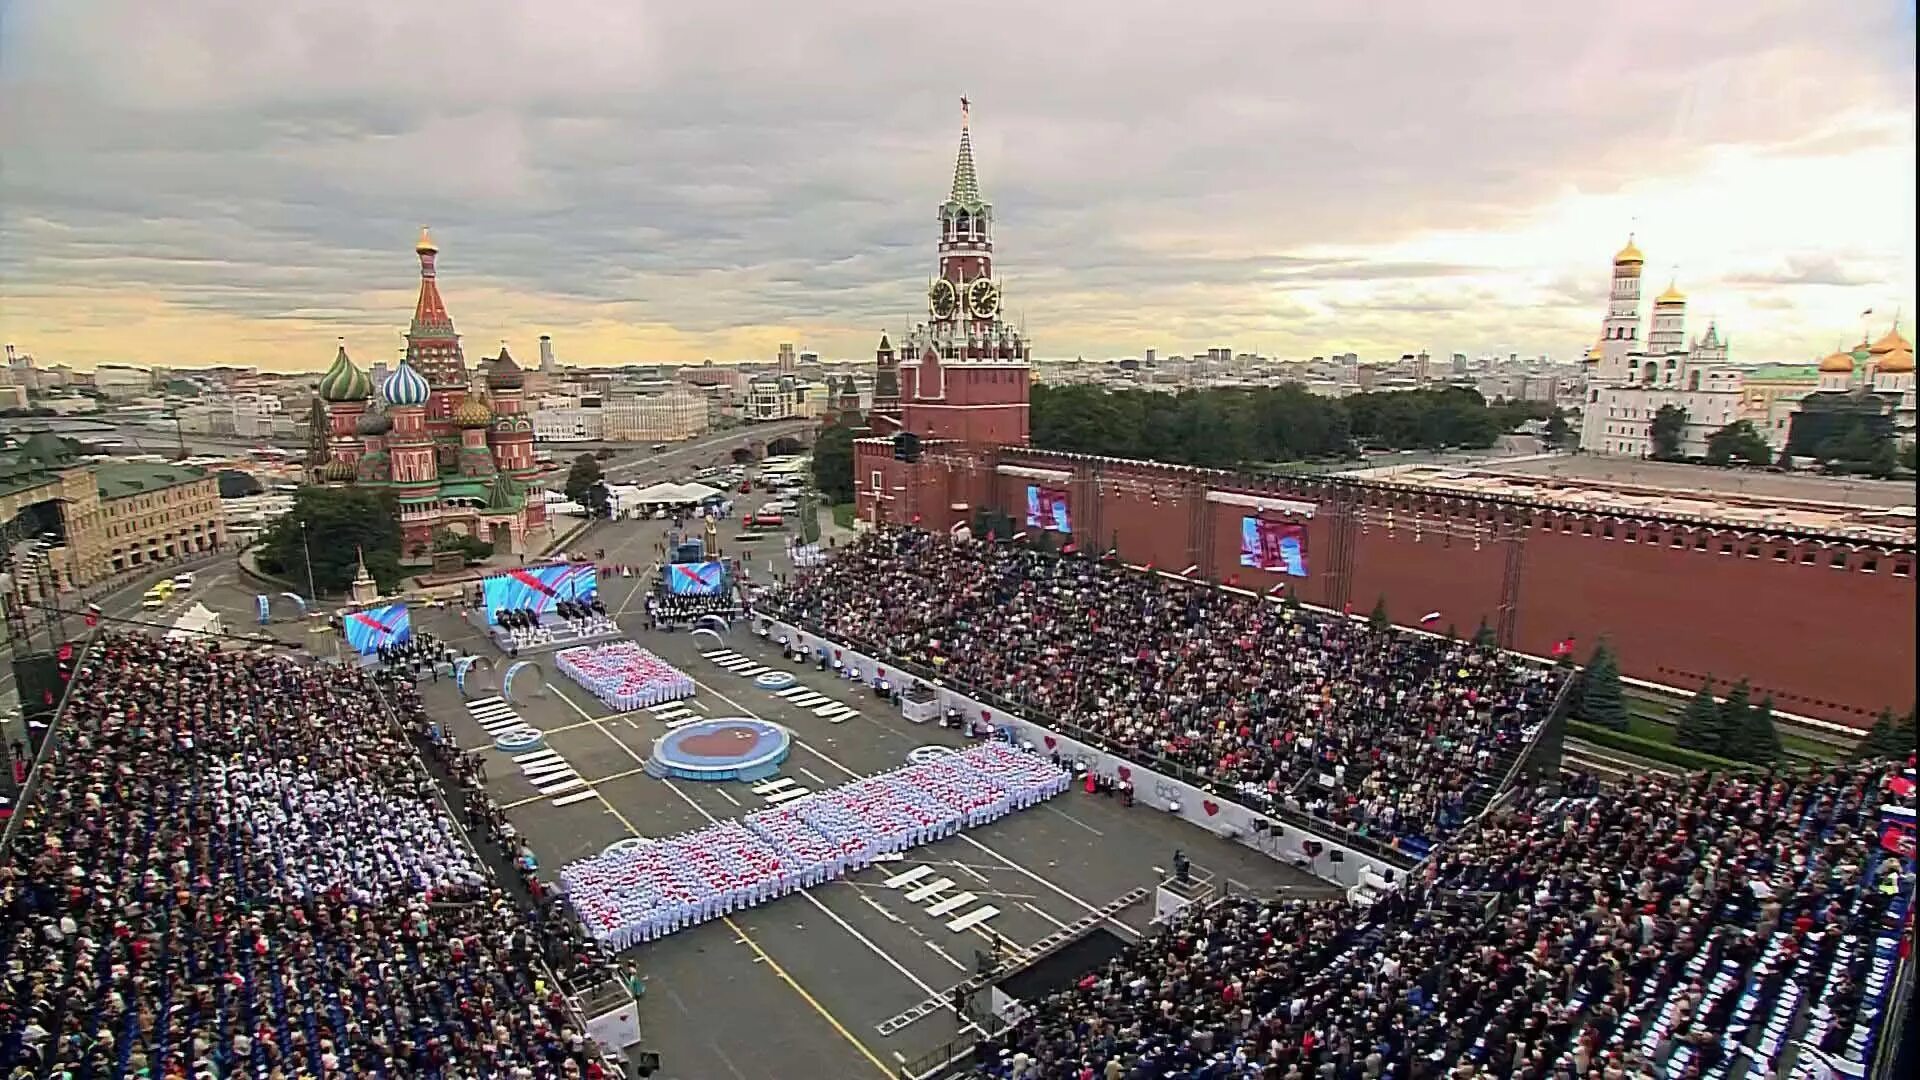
left=762, top=619, right=1408, bottom=892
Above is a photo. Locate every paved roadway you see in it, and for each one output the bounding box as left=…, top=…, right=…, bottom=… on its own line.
left=175, top=505, right=1329, bottom=1080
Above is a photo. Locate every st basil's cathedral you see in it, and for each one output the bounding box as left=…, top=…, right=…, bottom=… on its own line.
left=313, top=228, right=548, bottom=560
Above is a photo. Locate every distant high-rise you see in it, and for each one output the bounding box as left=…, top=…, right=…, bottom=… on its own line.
left=539, top=335, right=557, bottom=373
left=777, top=343, right=797, bottom=374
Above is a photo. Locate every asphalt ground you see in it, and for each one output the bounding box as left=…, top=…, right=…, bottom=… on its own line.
left=183, top=505, right=1331, bottom=1080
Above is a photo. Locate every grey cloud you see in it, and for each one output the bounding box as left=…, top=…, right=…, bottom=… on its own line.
left=1721, top=254, right=1884, bottom=287
left=2, top=0, right=1913, bottom=364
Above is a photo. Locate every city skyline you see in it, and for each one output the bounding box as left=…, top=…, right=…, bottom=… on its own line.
left=2, top=1, right=1915, bottom=372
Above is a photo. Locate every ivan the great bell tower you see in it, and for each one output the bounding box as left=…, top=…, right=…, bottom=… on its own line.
left=872, top=99, right=1031, bottom=447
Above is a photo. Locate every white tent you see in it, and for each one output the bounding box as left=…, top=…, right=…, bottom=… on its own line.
left=167, top=602, right=225, bottom=641
left=625, top=480, right=724, bottom=504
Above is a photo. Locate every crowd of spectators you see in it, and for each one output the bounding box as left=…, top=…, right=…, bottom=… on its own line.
left=0, top=634, right=611, bottom=1079
left=763, top=530, right=1566, bottom=852
left=974, top=761, right=1914, bottom=1079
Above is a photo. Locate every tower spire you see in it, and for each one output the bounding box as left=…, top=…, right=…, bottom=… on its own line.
left=950, top=96, right=982, bottom=206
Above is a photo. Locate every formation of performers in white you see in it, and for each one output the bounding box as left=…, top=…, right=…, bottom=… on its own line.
left=560, top=743, right=1070, bottom=949
left=787, top=540, right=829, bottom=568
left=555, top=640, right=696, bottom=711
left=494, top=598, right=615, bottom=648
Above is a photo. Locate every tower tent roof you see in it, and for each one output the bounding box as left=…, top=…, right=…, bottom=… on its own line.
left=948, top=97, right=984, bottom=208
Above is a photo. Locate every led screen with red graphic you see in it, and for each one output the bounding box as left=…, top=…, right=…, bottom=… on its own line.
left=666, top=560, right=729, bottom=597
left=342, top=602, right=413, bottom=655
left=1239, top=517, right=1308, bottom=577
left=1025, top=485, right=1071, bottom=533
left=481, top=562, right=598, bottom=620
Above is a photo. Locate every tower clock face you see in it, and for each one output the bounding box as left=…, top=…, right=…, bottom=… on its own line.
left=968, top=278, right=1000, bottom=319
left=929, top=278, right=958, bottom=319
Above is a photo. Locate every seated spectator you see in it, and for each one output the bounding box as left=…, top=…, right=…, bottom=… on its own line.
left=0, top=634, right=610, bottom=1079
left=761, top=529, right=1563, bottom=851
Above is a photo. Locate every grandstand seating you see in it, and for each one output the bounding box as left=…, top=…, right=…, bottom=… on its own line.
left=0, top=635, right=608, bottom=1079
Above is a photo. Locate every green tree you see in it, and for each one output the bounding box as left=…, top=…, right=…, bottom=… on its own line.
left=1543, top=409, right=1571, bottom=447
left=1369, top=595, right=1390, bottom=632
left=1705, top=420, right=1772, bottom=467
left=564, top=454, right=610, bottom=517
left=1472, top=618, right=1497, bottom=648
left=433, top=528, right=494, bottom=565
left=256, top=485, right=403, bottom=596
left=1902, top=441, right=1918, bottom=473
left=811, top=421, right=856, bottom=504
left=1733, top=694, right=1782, bottom=766
left=1576, top=641, right=1629, bottom=732
left=1674, top=678, right=1721, bottom=753
left=1711, top=678, right=1755, bottom=759
left=1649, top=404, right=1688, bottom=460
left=1854, top=708, right=1917, bottom=761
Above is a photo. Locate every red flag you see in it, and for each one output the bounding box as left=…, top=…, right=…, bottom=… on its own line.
left=1226, top=575, right=1239, bottom=587
left=84, top=604, right=100, bottom=628
left=911, top=513, right=922, bottom=524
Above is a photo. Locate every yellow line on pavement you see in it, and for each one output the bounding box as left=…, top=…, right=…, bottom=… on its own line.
left=540, top=682, right=893, bottom=1079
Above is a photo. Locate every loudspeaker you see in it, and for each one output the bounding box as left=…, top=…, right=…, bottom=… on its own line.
left=892, top=432, right=922, bottom=463
left=1328, top=850, right=1345, bottom=863
left=632, top=1051, right=661, bottom=1077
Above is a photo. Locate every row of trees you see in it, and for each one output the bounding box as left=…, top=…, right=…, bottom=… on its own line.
left=1674, top=678, right=1784, bottom=765
left=1029, top=384, right=1529, bottom=468
left=1653, top=404, right=1906, bottom=476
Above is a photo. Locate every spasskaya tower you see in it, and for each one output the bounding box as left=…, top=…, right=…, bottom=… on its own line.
left=870, top=98, right=1031, bottom=446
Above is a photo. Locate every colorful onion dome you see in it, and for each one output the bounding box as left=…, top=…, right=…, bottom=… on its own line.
left=379, top=359, right=431, bottom=407
left=321, top=459, right=357, bottom=482
left=486, top=343, right=525, bottom=390
left=453, top=394, right=493, bottom=428
left=317, top=341, right=372, bottom=403
left=355, top=408, right=393, bottom=436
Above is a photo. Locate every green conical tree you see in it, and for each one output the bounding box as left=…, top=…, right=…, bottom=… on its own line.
left=1855, top=708, right=1917, bottom=761
left=1674, top=678, right=1720, bottom=753
left=1713, top=678, right=1754, bottom=759
left=1737, top=695, right=1782, bottom=766
left=1577, top=642, right=1630, bottom=733
left=1472, top=618, right=1498, bottom=649
left=1369, top=595, right=1390, bottom=632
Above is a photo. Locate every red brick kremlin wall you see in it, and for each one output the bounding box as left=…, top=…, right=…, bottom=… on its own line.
left=853, top=439, right=1916, bottom=728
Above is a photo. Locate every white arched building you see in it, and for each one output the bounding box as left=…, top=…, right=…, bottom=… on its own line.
left=1578, top=237, right=1747, bottom=457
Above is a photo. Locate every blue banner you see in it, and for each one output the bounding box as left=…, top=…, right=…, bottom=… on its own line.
left=482, top=563, right=597, bottom=621
left=256, top=595, right=270, bottom=625
left=666, top=560, right=727, bottom=597
left=342, top=603, right=412, bottom=655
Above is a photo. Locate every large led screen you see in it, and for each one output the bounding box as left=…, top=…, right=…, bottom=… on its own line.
left=482, top=562, right=598, bottom=620
left=1238, top=517, right=1308, bottom=577
left=666, top=560, right=728, bottom=597
left=1025, top=485, right=1071, bottom=533
left=343, top=603, right=413, bottom=655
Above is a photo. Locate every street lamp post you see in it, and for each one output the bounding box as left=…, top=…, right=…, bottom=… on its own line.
left=299, top=520, right=317, bottom=605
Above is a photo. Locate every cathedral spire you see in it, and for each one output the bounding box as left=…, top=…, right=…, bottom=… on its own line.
left=949, top=96, right=982, bottom=207
left=411, top=225, right=452, bottom=330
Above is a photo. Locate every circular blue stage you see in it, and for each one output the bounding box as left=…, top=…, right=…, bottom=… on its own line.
left=646, top=717, right=791, bottom=782
left=494, top=728, right=545, bottom=753
left=754, top=670, right=798, bottom=691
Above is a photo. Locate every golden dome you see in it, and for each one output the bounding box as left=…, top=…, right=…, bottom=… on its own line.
left=452, top=394, right=493, bottom=428
left=1818, top=349, right=1856, bottom=374
left=1586, top=342, right=1604, bottom=361
left=1869, top=326, right=1911, bottom=355
left=1878, top=347, right=1915, bottom=374
left=1655, top=281, right=1685, bottom=305
left=1613, top=236, right=1644, bottom=266
left=415, top=225, right=437, bottom=254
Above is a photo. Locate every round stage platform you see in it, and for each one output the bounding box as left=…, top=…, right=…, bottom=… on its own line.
left=645, top=717, right=791, bottom=782
left=753, top=670, right=798, bottom=691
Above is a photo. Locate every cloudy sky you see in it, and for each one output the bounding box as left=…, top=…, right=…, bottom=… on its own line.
left=2, top=0, right=1914, bottom=372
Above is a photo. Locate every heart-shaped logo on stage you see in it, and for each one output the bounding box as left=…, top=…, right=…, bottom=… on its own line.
left=877, top=668, right=886, bottom=679
left=980, top=708, right=992, bottom=723
left=680, top=726, right=760, bottom=756
left=1043, top=735, right=1057, bottom=750
left=1202, top=800, right=1220, bottom=817
left=1117, top=766, right=1131, bottom=782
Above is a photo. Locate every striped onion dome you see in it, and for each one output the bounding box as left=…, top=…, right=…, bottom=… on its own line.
left=379, top=359, right=432, bottom=407
left=317, top=341, right=372, bottom=402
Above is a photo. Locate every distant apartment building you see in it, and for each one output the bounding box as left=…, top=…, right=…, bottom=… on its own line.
left=532, top=407, right=605, bottom=443
left=745, top=374, right=808, bottom=421
left=90, top=364, right=152, bottom=398
left=604, top=388, right=709, bottom=441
